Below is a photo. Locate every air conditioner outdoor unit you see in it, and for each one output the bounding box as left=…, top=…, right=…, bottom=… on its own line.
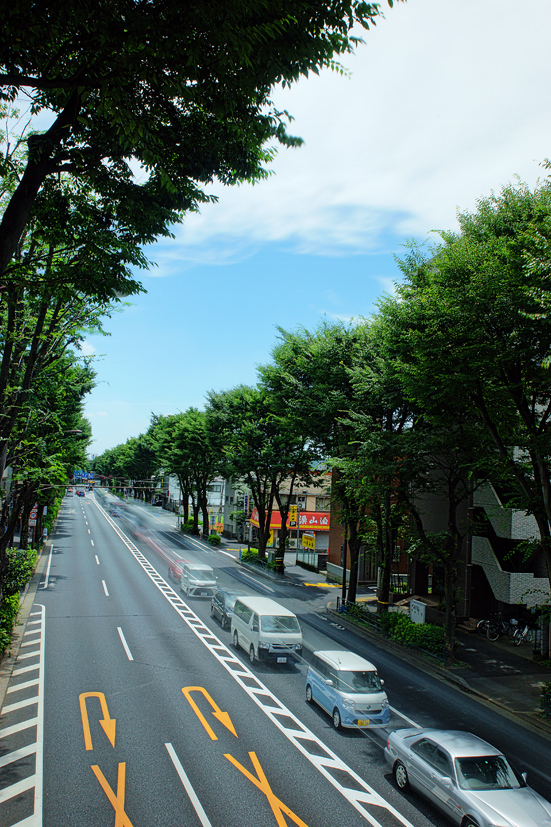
left=287, top=539, right=297, bottom=549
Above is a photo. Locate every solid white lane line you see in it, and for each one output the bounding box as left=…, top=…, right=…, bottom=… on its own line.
left=117, top=627, right=134, bottom=661
left=165, top=743, right=214, bottom=827
left=41, top=545, right=55, bottom=589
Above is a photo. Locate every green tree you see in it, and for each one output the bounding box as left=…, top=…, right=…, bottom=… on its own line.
left=381, top=180, right=551, bottom=602
left=207, top=384, right=312, bottom=565
left=0, top=0, right=398, bottom=281
left=151, top=409, right=222, bottom=535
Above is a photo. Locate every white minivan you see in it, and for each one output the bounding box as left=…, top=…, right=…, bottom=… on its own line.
left=306, top=650, right=389, bottom=730
left=180, top=563, right=217, bottom=597
left=231, top=596, right=302, bottom=664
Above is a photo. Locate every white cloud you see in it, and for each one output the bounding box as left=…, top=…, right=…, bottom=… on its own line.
left=79, top=341, right=96, bottom=356
left=151, top=0, right=551, bottom=265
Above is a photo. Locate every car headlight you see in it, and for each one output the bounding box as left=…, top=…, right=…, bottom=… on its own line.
left=258, top=641, right=269, bottom=649
left=342, top=699, right=356, bottom=710
left=381, top=698, right=389, bottom=708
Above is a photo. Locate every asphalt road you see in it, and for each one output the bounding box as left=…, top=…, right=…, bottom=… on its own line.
left=2, top=491, right=550, bottom=827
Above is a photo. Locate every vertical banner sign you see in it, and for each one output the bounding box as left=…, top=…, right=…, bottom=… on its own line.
left=289, top=505, right=297, bottom=527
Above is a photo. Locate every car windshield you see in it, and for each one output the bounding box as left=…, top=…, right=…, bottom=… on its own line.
left=455, top=755, right=522, bottom=791
left=260, top=615, right=300, bottom=633
left=335, top=670, right=382, bottom=693
left=189, top=570, right=213, bottom=581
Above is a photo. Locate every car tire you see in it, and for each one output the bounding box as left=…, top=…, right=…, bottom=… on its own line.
left=305, top=684, right=313, bottom=704
left=210, top=605, right=215, bottom=618
left=249, top=645, right=256, bottom=664
left=462, top=820, right=479, bottom=827
left=221, top=615, right=228, bottom=630
left=394, top=761, right=410, bottom=791
left=332, top=708, right=341, bottom=730
left=233, top=631, right=239, bottom=649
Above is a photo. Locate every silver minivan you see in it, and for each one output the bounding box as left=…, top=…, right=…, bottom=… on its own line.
left=306, top=650, right=389, bottom=730
left=180, top=563, right=217, bottom=597
left=231, top=596, right=302, bottom=664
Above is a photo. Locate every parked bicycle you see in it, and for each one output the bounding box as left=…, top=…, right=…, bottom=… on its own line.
left=512, top=621, right=535, bottom=646
left=476, top=613, right=518, bottom=641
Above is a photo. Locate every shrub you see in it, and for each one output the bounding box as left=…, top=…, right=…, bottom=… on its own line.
left=0, top=593, right=21, bottom=656
left=240, top=548, right=259, bottom=563
left=541, top=682, right=551, bottom=718
left=207, top=533, right=221, bottom=546
left=181, top=517, right=196, bottom=533
left=2, top=548, right=37, bottom=596
left=377, top=610, right=446, bottom=656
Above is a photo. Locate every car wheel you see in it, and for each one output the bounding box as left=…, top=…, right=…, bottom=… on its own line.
left=462, top=820, right=479, bottom=827
left=233, top=631, right=239, bottom=649
left=210, top=604, right=215, bottom=618
left=249, top=645, right=256, bottom=664
left=305, top=684, right=313, bottom=704
left=394, top=761, right=410, bottom=791
left=221, top=615, right=228, bottom=630
left=332, top=708, right=341, bottom=730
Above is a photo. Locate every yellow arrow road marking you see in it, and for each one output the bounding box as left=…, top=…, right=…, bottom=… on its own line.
left=225, top=751, right=309, bottom=827
left=182, top=686, right=237, bottom=740
left=91, top=763, right=134, bottom=827
left=79, top=692, right=117, bottom=750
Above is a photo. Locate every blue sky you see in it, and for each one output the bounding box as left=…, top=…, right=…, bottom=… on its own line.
left=82, top=0, right=551, bottom=455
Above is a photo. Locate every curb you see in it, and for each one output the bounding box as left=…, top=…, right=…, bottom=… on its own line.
left=325, top=606, right=551, bottom=742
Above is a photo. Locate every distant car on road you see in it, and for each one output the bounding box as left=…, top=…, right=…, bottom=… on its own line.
left=210, top=589, right=248, bottom=630
left=76, top=489, right=85, bottom=497
left=384, top=728, right=551, bottom=827
left=168, top=558, right=188, bottom=583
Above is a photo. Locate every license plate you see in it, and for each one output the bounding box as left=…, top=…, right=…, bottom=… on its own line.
left=357, top=719, right=370, bottom=726
left=277, top=657, right=287, bottom=663
left=200, top=590, right=207, bottom=596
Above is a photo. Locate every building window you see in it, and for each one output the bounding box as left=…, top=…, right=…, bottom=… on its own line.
left=316, top=496, right=331, bottom=511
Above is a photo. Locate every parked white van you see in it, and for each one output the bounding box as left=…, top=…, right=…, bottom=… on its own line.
left=306, top=650, right=389, bottom=730
left=231, top=596, right=302, bottom=664
left=180, top=563, right=217, bottom=597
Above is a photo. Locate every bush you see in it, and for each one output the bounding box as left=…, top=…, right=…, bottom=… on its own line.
left=377, top=610, right=446, bottom=657
left=541, top=682, right=551, bottom=718
left=240, top=548, right=260, bottom=563
left=181, top=517, right=196, bottom=533
left=0, top=593, right=21, bottom=656
left=2, top=548, right=37, bottom=596
left=207, top=533, right=221, bottom=546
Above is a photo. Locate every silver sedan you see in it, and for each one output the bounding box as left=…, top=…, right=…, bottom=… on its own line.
left=384, top=728, right=551, bottom=827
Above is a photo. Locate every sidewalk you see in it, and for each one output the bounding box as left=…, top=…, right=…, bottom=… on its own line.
left=234, top=549, right=551, bottom=741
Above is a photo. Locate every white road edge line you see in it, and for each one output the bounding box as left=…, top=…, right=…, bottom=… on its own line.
left=41, top=546, right=54, bottom=590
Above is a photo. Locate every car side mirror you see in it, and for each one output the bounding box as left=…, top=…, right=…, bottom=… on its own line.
left=522, top=772, right=527, bottom=783
left=325, top=679, right=334, bottom=687
left=440, top=777, right=454, bottom=789
left=380, top=679, right=384, bottom=685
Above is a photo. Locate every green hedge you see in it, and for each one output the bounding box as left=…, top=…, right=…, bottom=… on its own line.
left=541, top=682, right=551, bottom=718
left=0, top=547, right=37, bottom=657
left=207, top=533, right=221, bottom=546
left=378, top=611, right=447, bottom=656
